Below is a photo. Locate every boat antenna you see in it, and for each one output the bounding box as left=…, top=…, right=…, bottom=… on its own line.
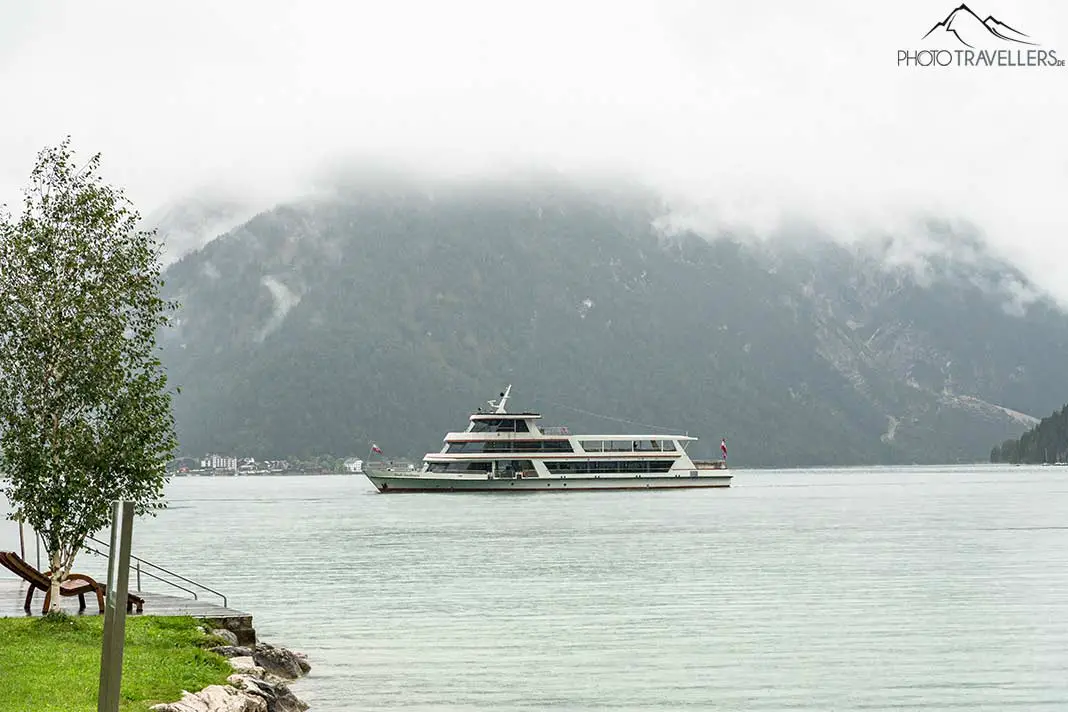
left=488, top=384, right=512, bottom=414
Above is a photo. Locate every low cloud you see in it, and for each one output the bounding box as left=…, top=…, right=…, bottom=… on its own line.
left=1, top=0, right=1065, bottom=304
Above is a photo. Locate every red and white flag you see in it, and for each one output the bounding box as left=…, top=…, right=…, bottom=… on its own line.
left=721, top=439, right=727, bottom=459
left=371, top=443, right=383, bottom=454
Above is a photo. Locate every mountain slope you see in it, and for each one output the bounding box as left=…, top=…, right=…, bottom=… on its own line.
left=158, top=178, right=1068, bottom=466
left=144, top=191, right=263, bottom=265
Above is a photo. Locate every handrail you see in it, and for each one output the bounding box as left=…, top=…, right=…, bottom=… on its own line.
left=80, top=543, right=200, bottom=601
left=85, top=536, right=228, bottom=607
left=136, top=563, right=202, bottom=600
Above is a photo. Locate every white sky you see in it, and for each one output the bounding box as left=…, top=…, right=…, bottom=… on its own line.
left=1, top=0, right=1066, bottom=302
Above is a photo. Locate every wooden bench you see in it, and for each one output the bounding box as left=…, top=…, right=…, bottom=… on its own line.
left=0, top=551, right=144, bottom=614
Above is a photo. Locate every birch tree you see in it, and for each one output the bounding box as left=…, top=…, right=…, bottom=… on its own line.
left=0, top=138, right=178, bottom=611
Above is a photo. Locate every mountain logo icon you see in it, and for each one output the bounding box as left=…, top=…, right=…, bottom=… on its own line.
left=922, top=4, right=1037, bottom=48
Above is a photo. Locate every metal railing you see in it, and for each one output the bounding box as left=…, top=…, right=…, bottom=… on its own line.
left=83, top=535, right=228, bottom=607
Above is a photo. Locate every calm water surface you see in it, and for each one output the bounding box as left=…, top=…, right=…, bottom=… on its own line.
left=3, top=465, right=1068, bottom=710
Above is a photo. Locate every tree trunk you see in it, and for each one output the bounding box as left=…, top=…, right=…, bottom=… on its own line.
left=48, top=551, right=63, bottom=613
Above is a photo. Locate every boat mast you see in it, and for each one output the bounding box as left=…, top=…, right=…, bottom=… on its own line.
left=488, top=384, right=512, bottom=414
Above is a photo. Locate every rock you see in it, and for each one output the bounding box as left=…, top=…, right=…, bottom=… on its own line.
left=228, top=656, right=266, bottom=678
left=155, top=640, right=310, bottom=712
left=199, top=615, right=257, bottom=646
left=227, top=674, right=253, bottom=689
left=150, top=691, right=205, bottom=712
left=200, top=686, right=268, bottom=712
left=150, top=685, right=267, bottom=712
left=233, top=676, right=309, bottom=712
left=212, top=628, right=240, bottom=645
left=252, top=643, right=305, bottom=680
left=210, top=645, right=255, bottom=658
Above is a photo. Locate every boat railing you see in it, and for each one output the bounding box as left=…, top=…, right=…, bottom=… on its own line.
left=541, top=426, right=571, bottom=435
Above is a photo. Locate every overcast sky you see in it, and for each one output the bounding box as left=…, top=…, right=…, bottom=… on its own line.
left=2, top=0, right=1066, bottom=302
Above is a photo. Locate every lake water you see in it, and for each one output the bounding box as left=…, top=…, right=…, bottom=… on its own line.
left=3, top=465, right=1068, bottom=710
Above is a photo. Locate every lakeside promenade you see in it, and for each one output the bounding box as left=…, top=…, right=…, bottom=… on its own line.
left=0, top=578, right=256, bottom=645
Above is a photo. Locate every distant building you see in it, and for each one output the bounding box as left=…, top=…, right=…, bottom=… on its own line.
left=343, top=457, right=364, bottom=473
left=201, top=453, right=238, bottom=471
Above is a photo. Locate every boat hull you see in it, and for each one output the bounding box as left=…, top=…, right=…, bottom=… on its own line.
left=364, top=470, right=731, bottom=493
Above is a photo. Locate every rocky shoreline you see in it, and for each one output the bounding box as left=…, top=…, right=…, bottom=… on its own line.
left=151, top=629, right=311, bottom=712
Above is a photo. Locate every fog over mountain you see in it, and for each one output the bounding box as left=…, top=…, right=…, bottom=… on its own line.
left=2, top=0, right=1067, bottom=306
left=143, top=188, right=264, bottom=265
left=149, top=172, right=1068, bottom=466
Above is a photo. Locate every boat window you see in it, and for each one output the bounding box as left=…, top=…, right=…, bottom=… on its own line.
left=493, top=460, right=535, bottom=477
left=485, top=440, right=572, bottom=453
left=580, top=440, right=674, bottom=452
left=544, top=460, right=674, bottom=474
left=448, top=440, right=572, bottom=453
left=426, top=461, right=492, bottom=473
left=468, top=418, right=531, bottom=433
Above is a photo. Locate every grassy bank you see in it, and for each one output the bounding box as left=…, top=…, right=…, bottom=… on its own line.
left=0, top=613, right=232, bottom=712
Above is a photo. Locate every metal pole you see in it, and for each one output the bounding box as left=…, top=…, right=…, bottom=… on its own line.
left=18, top=518, right=25, bottom=560
left=97, top=500, right=134, bottom=712
left=136, top=562, right=141, bottom=593
left=36, top=531, right=41, bottom=571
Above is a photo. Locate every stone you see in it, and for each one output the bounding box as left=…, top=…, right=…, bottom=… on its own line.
left=228, top=656, right=266, bottom=678
left=235, top=676, right=309, bottom=712
left=252, top=643, right=305, bottom=680
left=228, top=674, right=251, bottom=689
left=211, top=628, right=240, bottom=645
left=150, top=685, right=267, bottom=712
left=201, top=686, right=268, bottom=712
left=154, top=640, right=310, bottom=712
left=199, top=615, right=257, bottom=646
left=151, top=690, right=207, bottom=712
left=210, top=645, right=255, bottom=658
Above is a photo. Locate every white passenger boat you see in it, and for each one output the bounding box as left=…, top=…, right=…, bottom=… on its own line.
left=364, top=386, right=730, bottom=493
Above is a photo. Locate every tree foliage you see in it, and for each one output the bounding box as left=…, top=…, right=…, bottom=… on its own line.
left=0, top=139, right=178, bottom=608
left=991, top=404, right=1068, bottom=464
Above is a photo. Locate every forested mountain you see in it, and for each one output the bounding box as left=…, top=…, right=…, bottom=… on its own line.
left=156, top=175, right=1068, bottom=467
left=991, top=404, right=1068, bottom=464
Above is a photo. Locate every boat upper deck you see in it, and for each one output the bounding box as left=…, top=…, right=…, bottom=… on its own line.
left=434, top=385, right=702, bottom=455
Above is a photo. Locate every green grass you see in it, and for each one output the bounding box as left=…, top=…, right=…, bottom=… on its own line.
left=0, top=613, right=232, bottom=712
